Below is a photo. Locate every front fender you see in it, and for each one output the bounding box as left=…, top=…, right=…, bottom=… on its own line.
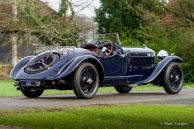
left=136, top=56, right=183, bottom=85
left=52, top=55, right=104, bottom=80
left=10, top=56, right=34, bottom=79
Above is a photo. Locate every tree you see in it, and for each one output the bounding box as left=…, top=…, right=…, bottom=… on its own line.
left=12, top=0, right=18, bottom=65
left=166, top=0, right=194, bottom=27
left=95, top=0, right=164, bottom=45
left=95, top=0, right=194, bottom=82
left=19, top=0, right=80, bottom=46
left=58, top=0, right=68, bottom=17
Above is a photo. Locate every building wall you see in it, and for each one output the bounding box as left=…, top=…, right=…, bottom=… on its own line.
left=0, top=33, right=45, bottom=64
left=169, top=0, right=177, bottom=6
left=163, top=0, right=177, bottom=24
left=0, top=0, right=56, bottom=65
left=0, top=34, right=12, bottom=64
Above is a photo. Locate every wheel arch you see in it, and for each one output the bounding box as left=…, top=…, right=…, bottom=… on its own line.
left=10, top=56, right=34, bottom=79
left=55, top=55, right=104, bottom=86
left=136, top=56, right=183, bottom=85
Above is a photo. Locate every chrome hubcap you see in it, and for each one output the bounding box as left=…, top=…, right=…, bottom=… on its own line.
left=87, top=78, right=93, bottom=85
left=169, top=67, right=182, bottom=90
left=80, top=67, right=97, bottom=94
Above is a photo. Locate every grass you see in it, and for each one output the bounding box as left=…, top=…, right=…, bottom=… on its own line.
left=0, top=105, right=194, bottom=129
left=0, top=80, right=193, bottom=129
left=0, top=80, right=194, bottom=97
left=0, top=80, right=68, bottom=97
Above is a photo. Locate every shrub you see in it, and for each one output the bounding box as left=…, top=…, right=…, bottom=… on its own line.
left=0, top=65, right=12, bottom=80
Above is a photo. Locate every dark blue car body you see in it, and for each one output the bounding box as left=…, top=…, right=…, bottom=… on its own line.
left=10, top=34, right=184, bottom=99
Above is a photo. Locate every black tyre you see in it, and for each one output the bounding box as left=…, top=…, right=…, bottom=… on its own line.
left=72, top=62, right=99, bottom=99
left=21, top=88, right=44, bottom=98
left=114, top=85, right=132, bottom=93
left=162, top=62, right=183, bottom=94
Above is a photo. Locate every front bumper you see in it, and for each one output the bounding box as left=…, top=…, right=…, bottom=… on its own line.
left=15, top=80, right=42, bottom=87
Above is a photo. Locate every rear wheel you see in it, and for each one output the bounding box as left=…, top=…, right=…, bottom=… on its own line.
left=21, top=88, right=44, bottom=98
left=72, top=62, right=99, bottom=99
left=162, top=62, right=183, bottom=94
left=114, top=85, right=132, bottom=93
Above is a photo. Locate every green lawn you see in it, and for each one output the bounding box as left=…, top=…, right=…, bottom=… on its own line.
left=0, top=105, right=193, bottom=129
left=0, top=80, right=194, bottom=97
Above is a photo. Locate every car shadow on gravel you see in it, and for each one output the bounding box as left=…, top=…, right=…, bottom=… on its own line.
left=19, top=92, right=170, bottom=100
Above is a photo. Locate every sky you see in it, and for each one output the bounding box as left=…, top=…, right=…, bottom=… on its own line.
left=41, top=0, right=101, bottom=17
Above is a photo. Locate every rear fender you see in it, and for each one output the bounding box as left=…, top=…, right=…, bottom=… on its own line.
left=54, top=55, right=104, bottom=85
left=10, top=56, right=34, bottom=79
left=136, top=56, right=183, bottom=85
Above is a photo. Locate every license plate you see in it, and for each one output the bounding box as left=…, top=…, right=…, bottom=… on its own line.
left=20, top=80, right=37, bottom=87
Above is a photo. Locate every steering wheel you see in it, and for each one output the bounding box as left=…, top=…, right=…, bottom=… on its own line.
left=102, top=40, right=114, bottom=56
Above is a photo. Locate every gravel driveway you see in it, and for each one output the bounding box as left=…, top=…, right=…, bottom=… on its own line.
left=0, top=88, right=194, bottom=110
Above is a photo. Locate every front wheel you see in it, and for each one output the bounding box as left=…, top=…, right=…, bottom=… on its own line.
left=162, top=62, right=184, bottom=94
left=114, top=85, right=132, bottom=93
left=21, top=88, right=44, bottom=98
left=72, top=62, right=99, bottom=99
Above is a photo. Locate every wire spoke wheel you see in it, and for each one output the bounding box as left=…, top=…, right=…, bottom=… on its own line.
left=21, top=88, right=44, bottom=98
left=73, top=62, right=99, bottom=99
left=80, top=68, right=97, bottom=94
left=162, top=62, right=183, bottom=94
left=114, top=85, right=132, bottom=93
left=169, top=67, right=182, bottom=90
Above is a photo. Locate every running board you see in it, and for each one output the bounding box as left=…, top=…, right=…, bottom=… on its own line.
left=104, top=75, right=143, bottom=85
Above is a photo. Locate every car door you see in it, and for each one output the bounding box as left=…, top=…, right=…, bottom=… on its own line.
left=99, top=52, right=127, bottom=76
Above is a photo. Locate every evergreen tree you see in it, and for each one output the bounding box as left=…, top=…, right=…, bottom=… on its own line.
left=96, top=0, right=142, bottom=44
left=95, top=0, right=163, bottom=45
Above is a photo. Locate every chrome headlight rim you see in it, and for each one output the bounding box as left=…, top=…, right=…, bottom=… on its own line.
left=157, top=50, right=169, bottom=60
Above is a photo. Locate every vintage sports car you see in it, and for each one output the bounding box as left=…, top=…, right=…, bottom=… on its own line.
left=10, top=33, right=184, bottom=99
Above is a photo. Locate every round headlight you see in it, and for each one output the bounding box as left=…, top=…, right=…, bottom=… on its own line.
left=157, top=50, right=169, bottom=60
